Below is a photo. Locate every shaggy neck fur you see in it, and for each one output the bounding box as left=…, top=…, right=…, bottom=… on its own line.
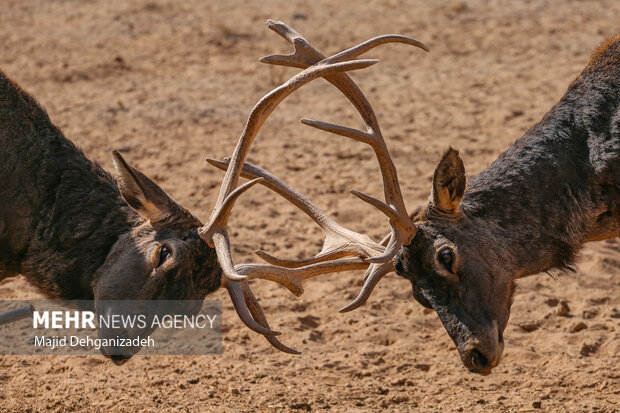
left=461, top=36, right=620, bottom=276
left=0, top=72, right=139, bottom=299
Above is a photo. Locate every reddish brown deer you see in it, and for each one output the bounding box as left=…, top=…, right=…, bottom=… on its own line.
left=0, top=20, right=428, bottom=363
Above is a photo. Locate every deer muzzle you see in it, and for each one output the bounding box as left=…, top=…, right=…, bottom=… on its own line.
left=458, top=323, right=504, bottom=375
left=434, top=305, right=504, bottom=375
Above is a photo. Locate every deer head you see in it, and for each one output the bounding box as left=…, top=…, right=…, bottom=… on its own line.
left=94, top=150, right=220, bottom=305
left=92, top=151, right=221, bottom=363
left=393, top=148, right=514, bottom=375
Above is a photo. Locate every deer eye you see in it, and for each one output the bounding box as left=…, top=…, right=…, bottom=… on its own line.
left=153, top=245, right=171, bottom=268
left=438, top=248, right=453, bottom=270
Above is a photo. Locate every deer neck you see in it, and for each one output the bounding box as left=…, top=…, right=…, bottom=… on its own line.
left=460, top=79, right=619, bottom=277
left=25, top=159, right=138, bottom=300
left=0, top=72, right=145, bottom=300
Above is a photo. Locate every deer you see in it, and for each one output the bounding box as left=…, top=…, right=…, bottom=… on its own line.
left=385, top=36, right=620, bottom=374
left=2, top=20, right=616, bottom=375
left=202, top=27, right=619, bottom=376
left=0, top=20, right=430, bottom=364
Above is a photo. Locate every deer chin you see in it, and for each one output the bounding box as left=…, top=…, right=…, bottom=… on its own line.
left=98, top=329, right=143, bottom=364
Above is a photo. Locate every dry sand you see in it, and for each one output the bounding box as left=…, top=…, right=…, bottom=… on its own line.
left=0, top=0, right=618, bottom=411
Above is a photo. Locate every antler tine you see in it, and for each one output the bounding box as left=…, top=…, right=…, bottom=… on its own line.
left=208, top=178, right=264, bottom=281
left=324, top=35, right=429, bottom=65
left=260, top=20, right=324, bottom=68
left=207, top=158, right=384, bottom=268
left=224, top=278, right=280, bottom=335
left=338, top=260, right=395, bottom=313
left=225, top=279, right=300, bottom=354
left=235, top=257, right=369, bottom=297
left=240, top=282, right=301, bottom=354
left=262, top=20, right=429, bottom=69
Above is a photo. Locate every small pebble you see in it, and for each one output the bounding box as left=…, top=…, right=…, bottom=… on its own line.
left=414, top=364, right=431, bottom=372
left=570, top=322, right=587, bottom=333
left=556, top=301, right=570, bottom=316
left=582, top=309, right=597, bottom=319
left=580, top=343, right=598, bottom=356
left=545, top=298, right=559, bottom=307
left=519, top=322, right=539, bottom=332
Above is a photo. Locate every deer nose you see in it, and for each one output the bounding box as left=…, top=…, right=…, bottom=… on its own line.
left=109, top=354, right=131, bottom=366
left=463, top=343, right=502, bottom=375
left=470, top=348, right=490, bottom=370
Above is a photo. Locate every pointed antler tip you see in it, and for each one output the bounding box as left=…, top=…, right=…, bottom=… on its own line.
left=206, top=158, right=231, bottom=173
left=338, top=301, right=362, bottom=313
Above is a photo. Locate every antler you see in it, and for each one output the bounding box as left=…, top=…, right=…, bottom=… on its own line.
left=262, top=20, right=422, bottom=260
left=256, top=21, right=423, bottom=312
left=200, top=20, right=426, bottom=353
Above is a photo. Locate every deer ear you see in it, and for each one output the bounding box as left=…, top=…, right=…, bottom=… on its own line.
left=431, top=147, right=466, bottom=214
left=112, top=150, right=181, bottom=225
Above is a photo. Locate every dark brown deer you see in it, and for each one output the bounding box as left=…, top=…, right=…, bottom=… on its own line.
left=0, top=20, right=428, bottom=363
left=387, top=36, right=620, bottom=374
left=380, top=35, right=619, bottom=375
left=223, top=30, right=619, bottom=376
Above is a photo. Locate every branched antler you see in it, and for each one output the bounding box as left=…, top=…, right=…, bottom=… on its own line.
left=199, top=58, right=379, bottom=280
left=201, top=20, right=426, bottom=353
left=257, top=21, right=424, bottom=310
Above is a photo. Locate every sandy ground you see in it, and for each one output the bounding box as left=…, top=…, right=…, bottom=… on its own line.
left=0, top=0, right=619, bottom=411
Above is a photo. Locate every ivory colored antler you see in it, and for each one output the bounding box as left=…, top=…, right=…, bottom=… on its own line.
left=198, top=57, right=379, bottom=280
left=257, top=21, right=424, bottom=311
left=201, top=20, right=426, bottom=353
